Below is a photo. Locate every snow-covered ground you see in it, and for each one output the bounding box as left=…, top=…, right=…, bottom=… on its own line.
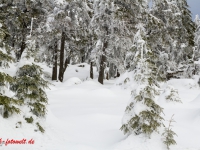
left=1, top=63, right=200, bottom=150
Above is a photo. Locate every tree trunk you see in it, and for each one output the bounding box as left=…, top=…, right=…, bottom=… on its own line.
left=58, top=31, right=65, bottom=82
left=116, top=69, right=120, bottom=77
left=20, top=36, right=26, bottom=58
left=19, top=21, right=27, bottom=59
left=82, top=56, right=85, bottom=63
left=109, top=63, right=115, bottom=79
left=98, top=40, right=108, bottom=84
left=67, top=56, right=71, bottom=64
left=63, top=58, right=68, bottom=73
left=12, top=35, right=15, bottom=47
left=52, top=40, right=58, bottom=81
left=106, top=72, right=109, bottom=80
left=90, top=62, right=93, bottom=79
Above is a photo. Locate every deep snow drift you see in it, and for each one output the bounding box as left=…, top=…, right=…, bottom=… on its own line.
left=1, top=63, right=200, bottom=150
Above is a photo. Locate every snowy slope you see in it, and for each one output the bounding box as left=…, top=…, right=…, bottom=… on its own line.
left=1, top=64, right=200, bottom=150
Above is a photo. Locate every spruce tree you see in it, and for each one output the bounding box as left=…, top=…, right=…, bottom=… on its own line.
left=193, top=15, right=200, bottom=75
left=151, top=0, right=196, bottom=79
left=39, top=0, right=91, bottom=82
left=0, top=0, right=47, bottom=61
left=175, top=0, right=196, bottom=78
left=176, top=0, right=195, bottom=47
left=0, top=21, right=22, bottom=118
left=146, top=0, right=171, bottom=81
left=114, top=0, right=148, bottom=73
left=90, top=0, right=114, bottom=84
left=150, top=0, right=180, bottom=80
left=194, top=15, right=200, bottom=61
left=121, top=24, right=164, bottom=137
left=12, top=36, right=49, bottom=117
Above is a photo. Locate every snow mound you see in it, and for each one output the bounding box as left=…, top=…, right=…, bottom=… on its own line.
left=167, top=79, right=198, bottom=90
left=191, top=94, right=200, bottom=105
left=115, top=71, right=135, bottom=89
left=114, top=134, right=165, bottom=150
left=63, top=63, right=92, bottom=81
left=81, top=80, right=101, bottom=86
left=63, top=77, right=82, bottom=86
left=91, top=88, right=116, bottom=98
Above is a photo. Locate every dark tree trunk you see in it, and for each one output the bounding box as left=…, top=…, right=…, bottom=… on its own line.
left=98, top=25, right=109, bottom=84
left=82, top=56, right=85, bottom=63
left=109, top=63, right=115, bottom=79
left=52, top=40, right=58, bottom=81
left=67, top=56, right=71, bottom=64
left=12, top=35, right=15, bottom=47
left=116, top=69, right=120, bottom=77
left=98, top=40, right=108, bottom=84
left=114, top=69, right=120, bottom=78
left=63, top=57, right=68, bottom=73
left=20, top=36, right=26, bottom=58
left=90, top=62, right=93, bottom=79
left=58, top=31, right=65, bottom=82
left=19, top=21, right=27, bottom=59
left=106, top=72, right=109, bottom=80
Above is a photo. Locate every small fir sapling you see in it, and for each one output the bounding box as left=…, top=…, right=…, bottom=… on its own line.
left=162, top=115, right=177, bottom=150
left=165, top=85, right=182, bottom=103
left=36, top=122, right=45, bottom=133
left=25, top=116, right=34, bottom=123
left=16, top=121, right=22, bottom=128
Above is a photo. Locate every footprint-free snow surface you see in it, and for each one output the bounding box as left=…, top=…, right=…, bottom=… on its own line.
left=1, top=64, right=200, bottom=150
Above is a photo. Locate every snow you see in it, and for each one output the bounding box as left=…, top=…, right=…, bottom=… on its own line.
left=134, top=101, right=149, bottom=116
left=1, top=64, right=200, bottom=150
left=165, top=79, right=199, bottom=103
left=63, top=77, right=82, bottom=86
left=191, top=94, right=200, bottom=105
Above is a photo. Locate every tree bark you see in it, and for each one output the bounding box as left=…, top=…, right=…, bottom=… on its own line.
left=109, top=63, right=115, bottom=79
left=63, top=57, right=68, bottom=73
left=20, top=36, right=26, bottom=58
left=82, top=56, right=85, bottom=63
left=106, top=72, right=109, bottom=80
left=90, top=62, right=93, bottom=79
left=12, top=35, right=15, bottom=47
left=58, top=31, right=65, bottom=82
left=98, top=40, right=108, bottom=84
left=67, top=56, right=71, bottom=64
left=19, top=21, right=27, bottom=59
left=52, top=40, right=58, bottom=81
left=116, top=69, right=120, bottom=77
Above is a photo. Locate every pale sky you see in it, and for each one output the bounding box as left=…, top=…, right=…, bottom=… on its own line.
left=187, top=0, right=200, bottom=20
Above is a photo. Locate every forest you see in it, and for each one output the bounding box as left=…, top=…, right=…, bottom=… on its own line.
left=0, top=0, right=200, bottom=149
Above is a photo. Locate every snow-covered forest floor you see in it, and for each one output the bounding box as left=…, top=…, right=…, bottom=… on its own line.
left=1, top=63, right=200, bottom=150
